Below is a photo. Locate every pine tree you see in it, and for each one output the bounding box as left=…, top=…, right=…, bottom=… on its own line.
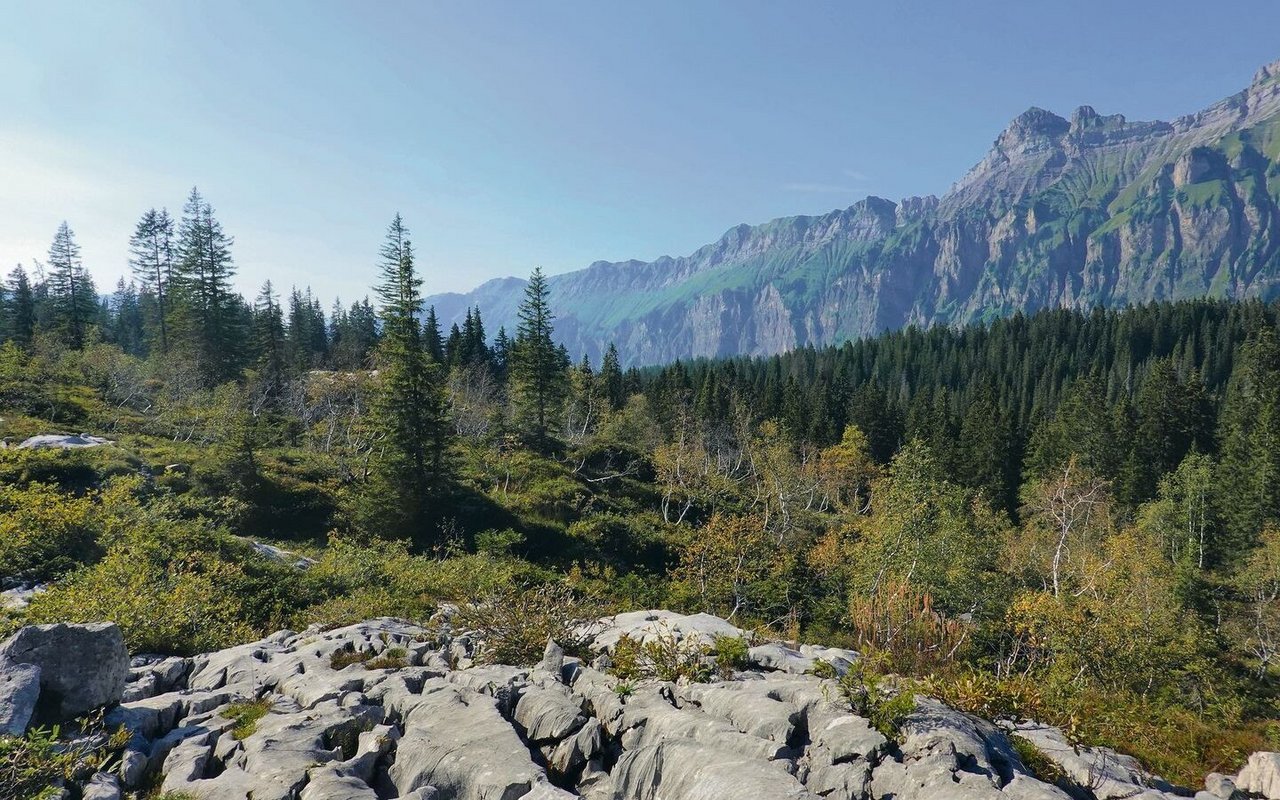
left=511, top=267, right=567, bottom=451
left=445, top=322, right=463, bottom=366
left=368, top=215, right=450, bottom=533
left=109, top=279, right=147, bottom=356
left=4, top=266, right=35, bottom=347
left=423, top=306, right=445, bottom=363
left=45, top=222, right=97, bottom=348
left=492, top=325, right=511, bottom=375
left=128, top=208, right=176, bottom=352
left=1216, top=331, right=1280, bottom=558
left=174, top=187, right=242, bottom=383
left=253, top=281, right=287, bottom=398
left=599, top=342, right=624, bottom=410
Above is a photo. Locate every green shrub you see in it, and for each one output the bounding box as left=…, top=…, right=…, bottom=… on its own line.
left=330, top=649, right=372, bottom=670
left=0, top=713, right=129, bottom=800
left=27, top=548, right=254, bottom=655
left=0, top=481, right=100, bottom=581
left=711, top=634, right=750, bottom=677
left=365, top=653, right=408, bottom=670
left=834, top=660, right=917, bottom=739
left=609, top=629, right=711, bottom=683
left=1010, top=734, right=1065, bottom=784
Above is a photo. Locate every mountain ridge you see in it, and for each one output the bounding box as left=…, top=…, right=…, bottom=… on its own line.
left=429, top=58, right=1280, bottom=365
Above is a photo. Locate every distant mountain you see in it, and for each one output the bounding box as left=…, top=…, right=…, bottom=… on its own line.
left=428, top=59, right=1280, bottom=366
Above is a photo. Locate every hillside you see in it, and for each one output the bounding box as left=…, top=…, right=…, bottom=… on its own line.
left=429, top=59, right=1280, bottom=365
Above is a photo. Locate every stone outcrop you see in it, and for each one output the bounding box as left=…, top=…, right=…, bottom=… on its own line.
left=0, top=621, right=129, bottom=725
left=427, top=58, right=1280, bottom=367
left=4, top=610, right=1260, bottom=800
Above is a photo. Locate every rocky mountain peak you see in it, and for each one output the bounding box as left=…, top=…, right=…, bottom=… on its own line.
left=896, top=194, right=939, bottom=225
left=1254, top=58, right=1280, bottom=86
left=998, top=106, right=1071, bottom=150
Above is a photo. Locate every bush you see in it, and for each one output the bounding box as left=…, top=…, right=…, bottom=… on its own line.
left=833, top=659, right=917, bottom=739
left=453, top=584, right=601, bottom=666
left=609, top=629, right=711, bottom=683
left=711, top=634, right=750, bottom=677
left=0, top=713, right=129, bottom=800
left=1009, top=735, right=1065, bottom=784
left=27, top=547, right=255, bottom=655
left=0, top=481, right=100, bottom=581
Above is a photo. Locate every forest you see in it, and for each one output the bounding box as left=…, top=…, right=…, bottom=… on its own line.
left=6, top=191, right=1280, bottom=782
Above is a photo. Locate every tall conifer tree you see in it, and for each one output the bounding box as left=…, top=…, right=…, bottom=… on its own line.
left=511, top=267, right=566, bottom=451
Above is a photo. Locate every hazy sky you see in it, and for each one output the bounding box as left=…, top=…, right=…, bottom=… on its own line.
left=2, top=1, right=1279, bottom=302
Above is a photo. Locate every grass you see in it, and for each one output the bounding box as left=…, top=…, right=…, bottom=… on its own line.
left=330, top=646, right=408, bottom=671
left=1010, top=734, right=1065, bottom=784
left=222, top=699, right=272, bottom=740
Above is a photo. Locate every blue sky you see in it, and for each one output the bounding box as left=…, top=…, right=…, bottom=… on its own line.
left=2, top=1, right=1278, bottom=302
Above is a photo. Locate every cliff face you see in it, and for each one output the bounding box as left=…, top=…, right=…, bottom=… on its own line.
left=428, top=59, right=1280, bottom=365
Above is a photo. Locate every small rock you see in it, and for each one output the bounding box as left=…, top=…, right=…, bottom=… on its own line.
left=1205, top=772, right=1244, bottom=800
left=81, top=771, right=122, bottom=800
left=538, top=638, right=565, bottom=676
left=1237, top=752, right=1280, bottom=799
left=0, top=660, right=41, bottom=735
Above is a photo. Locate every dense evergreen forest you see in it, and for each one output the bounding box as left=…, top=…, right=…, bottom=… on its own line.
left=8, top=193, right=1280, bottom=781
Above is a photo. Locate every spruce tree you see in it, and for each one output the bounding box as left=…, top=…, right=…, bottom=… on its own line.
left=368, top=215, right=450, bottom=533
left=1216, top=330, right=1280, bottom=558
left=599, top=342, right=625, bottom=409
left=109, top=279, right=147, bottom=356
left=45, top=221, right=97, bottom=348
left=423, top=305, right=445, bottom=363
left=492, top=325, right=511, bottom=375
left=4, top=266, right=35, bottom=347
left=511, top=267, right=567, bottom=451
left=174, top=187, right=242, bottom=383
left=253, top=281, right=287, bottom=398
left=128, top=208, right=176, bottom=352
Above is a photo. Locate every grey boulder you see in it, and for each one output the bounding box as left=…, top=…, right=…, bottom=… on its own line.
left=0, top=623, right=129, bottom=722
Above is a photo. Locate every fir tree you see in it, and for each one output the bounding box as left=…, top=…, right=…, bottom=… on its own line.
left=368, top=215, right=450, bottom=533
left=4, top=266, right=35, bottom=347
left=174, top=188, right=242, bottom=383
left=109, top=279, right=147, bottom=356
left=128, top=208, right=176, bottom=352
left=511, top=267, right=567, bottom=451
left=423, top=305, right=445, bottom=363
left=599, top=342, right=625, bottom=410
left=253, top=281, right=287, bottom=399
left=45, top=221, right=97, bottom=348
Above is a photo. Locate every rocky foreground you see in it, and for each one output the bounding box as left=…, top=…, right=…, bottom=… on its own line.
left=2, top=610, right=1278, bottom=800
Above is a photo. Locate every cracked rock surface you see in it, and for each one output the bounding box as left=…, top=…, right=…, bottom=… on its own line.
left=3, top=611, right=1249, bottom=799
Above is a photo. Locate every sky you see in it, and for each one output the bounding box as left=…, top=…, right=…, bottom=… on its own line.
left=2, top=1, right=1279, bottom=303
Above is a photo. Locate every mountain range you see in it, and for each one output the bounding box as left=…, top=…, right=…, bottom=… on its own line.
left=427, top=58, right=1280, bottom=366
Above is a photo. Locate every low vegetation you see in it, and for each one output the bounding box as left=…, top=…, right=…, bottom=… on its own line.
left=223, top=699, right=273, bottom=740
left=0, top=714, right=129, bottom=800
